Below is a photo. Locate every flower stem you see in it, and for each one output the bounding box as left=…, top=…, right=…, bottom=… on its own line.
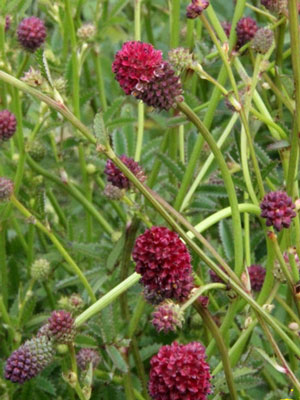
left=194, top=302, right=238, bottom=400
left=176, top=101, right=243, bottom=275
left=10, top=195, right=96, bottom=303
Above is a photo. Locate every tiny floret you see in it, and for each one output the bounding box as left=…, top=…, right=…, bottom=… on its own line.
left=5, top=16, right=11, bottom=32
left=0, top=110, right=17, bottom=141
left=149, top=341, right=211, bottom=399
left=17, top=17, right=46, bottom=52
left=260, top=191, right=296, bottom=231
left=133, top=227, right=194, bottom=301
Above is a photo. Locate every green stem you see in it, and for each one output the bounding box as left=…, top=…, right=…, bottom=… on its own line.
left=286, top=1, right=300, bottom=198
left=93, top=48, right=108, bottom=112
left=27, top=156, right=114, bottom=235
left=0, top=222, right=8, bottom=306
left=177, top=101, right=243, bottom=275
left=11, top=196, right=96, bottom=303
left=180, top=113, right=239, bottom=211
left=194, top=302, right=238, bottom=400
left=68, top=343, right=86, bottom=400
left=75, top=273, right=141, bottom=327
left=64, top=0, right=80, bottom=117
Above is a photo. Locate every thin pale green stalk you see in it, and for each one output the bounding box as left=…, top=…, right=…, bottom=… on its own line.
left=11, top=196, right=96, bottom=303
left=177, top=101, right=243, bottom=275
left=194, top=302, right=238, bottom=400
left=181, top=113, right=239, bottom=211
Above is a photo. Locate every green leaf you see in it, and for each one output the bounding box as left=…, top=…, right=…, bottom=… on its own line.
left=112, top=130, right=127, bottom=155
left=219, top=219, right=234, bottom=261
left=35, top=376, right=56, bottom=396
left=103, top=97, right=124, bottom=123
left=35, top=49, right=53, bottom=87
left=94, top=112, right=109, bottom=147
left=106, top=234, right=125, bottom=271
left=106, top=345, right=128, bottom=373
left=197, top=183, right=228, bottom=197
left=66, top=241, right=103, bottom=261
left=75, top=334, right=99, bottom=347
left=19, top=296, right=37, bottom=326
left=157, top=153, right=185, bottom=181
left=99, top=305, right=117, bottom=344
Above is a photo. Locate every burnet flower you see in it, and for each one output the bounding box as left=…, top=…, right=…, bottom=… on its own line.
left=260, top=191, right=296, bottom=231
left=17, top=17, right=46, bottom=52
left=4, top=335, right=54, bottom=384
left=149, top=341, right=212, bottom=399
left=0, top=110, right=17, bottom=141
left=104, top=155, right=146, bottom=189
left=112, top=41, right=183, bottom=111
left=132, top=227, right=194, bottom=302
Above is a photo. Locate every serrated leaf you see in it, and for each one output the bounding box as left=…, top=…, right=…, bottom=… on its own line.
left=112, top=130, right=127, bottom=155
left=254, top=142, right=271, bottom=166
left=197, top=184, right=228, bottom=197
left=75, top=334, right=99, bottom=347
left=219, top=220, right=234, bottom=261
left=19, top=296, right=36, bottom=326
left=106, top=345, right=128, bottom=373
left=66, top=241, right=102, bottom=260
left=103, top=97, right=124, bottom=123
left=94, top=113, right=109, bottom=146
left=189, top=198, right=217, bottom=212
left=157, top=153, right=185, bottom=181
left=35, top=376, right=56, bottom=396
left=99, top=305, right=117, bottom=344
left=139, top=343, right=161, bottom=361
left=35, top=49, right=53, bottom=87
left=106, top=234, right=125, bottom=271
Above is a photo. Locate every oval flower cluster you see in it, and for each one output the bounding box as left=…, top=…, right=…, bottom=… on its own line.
left=132, top=226, right=194, bottom=302
left=149, top=341, right=212, bottom=400
left=112, top=41, right=183, bottom=111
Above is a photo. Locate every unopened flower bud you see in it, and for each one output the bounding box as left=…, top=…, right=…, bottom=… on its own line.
left=152, top=300, right=184, bottom=333
left=0, top=178, right=14, bottom=202
left=262, top=304, right=275, bottom=313
left=288, top=322, right=299, bottom=331
left=21, top=67, right=43, bottom=87
left=77, top=23, right=96, bottom=41
left=253, top=28, right=274, bottom=54
left=31, top=258, right=50, bottom=281
left=244, top=317, right=253, bottom=328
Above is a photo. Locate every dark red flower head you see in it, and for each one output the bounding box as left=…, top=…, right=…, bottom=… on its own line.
left=236, top=17, right=258, bottom=49
left=247, top=264, right=266, bottom=292
left=112, top=41, right=163, bottom=95
left=133, top=61, right=183, bottom=111
left=152, top=301, right=184, bottom=333
left=17, top=17, right=46, bottom=52
left=4, top=335, right=54, bottom=384
left=104, top=155, right=146, bottom=189
left=0, top=110, right=17, bottom=141
left=149, top=341, right=212, bottom=399
left=260, top=191, right=296, bottom=231
left=186, top=0, right=210, bottom=19
left=76, top=348, right=101, bottom=370
left=48, top=310, right=76, bottom=343
left=132, top=227, right=194, bottom=301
